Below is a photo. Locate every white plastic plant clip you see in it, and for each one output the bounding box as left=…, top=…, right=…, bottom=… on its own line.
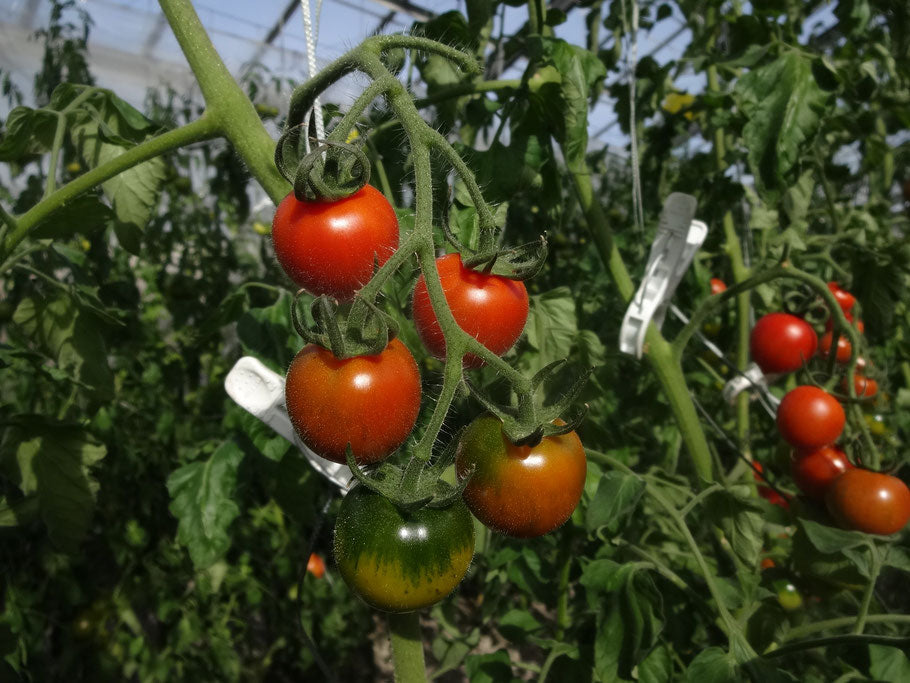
left=620, top=193, right=708, bottom=358
left=224, top=356, right=353, bottom=491
left=722, top=362, right=782, bottom=409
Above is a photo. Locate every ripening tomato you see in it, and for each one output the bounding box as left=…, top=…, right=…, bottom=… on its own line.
left=333, top=485, right=474, bottom=612
left=819, top=331, right=853, bottom=363
left=826, top=469, right=910, bottom=535
left=825, top=312, right=864, bottom=334
left=750, top=313, right=818, bottom=374
left=412, top=253, right=529, bottom=367
left=776, top=581, right=803, bottom=611
left=455, top=415, right=586, bottom=538
left=710, top=278, right=727, bottom=295
left=791, top=446, right=853, bottom=501
left=760, top=557, right=776, bottom=570
left=307, top=553, right=326, bottom=579
left=842, top=374, right=878, bottom=398
left=272, top=185, right=399, bottom=300
left=826, top=282, right=856, bottom=314
left=285, top=338, right=421, bottom=465
left=777, top=386, right=845, bottom=451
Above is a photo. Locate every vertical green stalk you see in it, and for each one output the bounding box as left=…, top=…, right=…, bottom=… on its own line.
left=388, top=613, right=427, bottom=683
left=157, top=0, right=288, bottom=203
left=707, top=52, right=751, bottom=460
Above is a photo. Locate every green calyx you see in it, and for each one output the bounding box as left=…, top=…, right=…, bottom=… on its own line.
left=445, top=216, right=549, bottom=281
left=274, top=129, right=370, bottom=202
left=344, top=433, right=472, bottom=512
left=291, top=292, right=398, bottom=358
left=465, top=358, right=591, bottom=446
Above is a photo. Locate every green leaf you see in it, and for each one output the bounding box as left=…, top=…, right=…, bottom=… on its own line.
left=463, top=650, right=517, bottom=683
left=705, top=486, right=765, bottom=567
left=0, top=106, right=58, bottom=161
left=12, top=295, right=114, bottom=399
left=497, top=609, right=541, bottom=642
left=0, top=420, right=106, bottom=552
left=586, top=471, right=645, bottom=535
left=869, top=645, right=910, bottom=681
left=526, top=37, right=605, bottom=172
left=799, top=518, right=869, bottom=554
left=638, top=645, right=673, bottom=683
left=31, top=194, right=113, bottom=239
left=524, top=287, right=578, bottom=368
left=734, top=52, right=829, bottom=200
left=167, top=442, right=244, bottom=570
left=685, top=647, right=736, bottom=682
left=67, top=89, right=166, bottom=253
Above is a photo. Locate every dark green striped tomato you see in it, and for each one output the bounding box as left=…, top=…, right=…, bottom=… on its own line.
left=333, top=486, right=474, bottom=612
left=455, top=415, right=586, bottom=538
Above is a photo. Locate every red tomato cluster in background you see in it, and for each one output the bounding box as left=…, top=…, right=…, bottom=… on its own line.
left=749, top=282, right=910, bottom=535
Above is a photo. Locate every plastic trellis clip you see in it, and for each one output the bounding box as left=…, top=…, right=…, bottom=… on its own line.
left=722, top=362, right=782, bottom=409
left=619, top=193, right=708, bottom=359
left=224, top=356, right=353, bottom=492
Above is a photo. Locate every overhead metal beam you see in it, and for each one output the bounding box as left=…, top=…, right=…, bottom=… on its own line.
left=366, top=0, right=434, bottom=23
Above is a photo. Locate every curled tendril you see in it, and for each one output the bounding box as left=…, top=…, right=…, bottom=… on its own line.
left=275, top=125, right=371, bottom=202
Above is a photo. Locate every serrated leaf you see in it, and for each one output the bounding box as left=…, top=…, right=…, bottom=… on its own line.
left=734, top=52, right=829, bottom=200
left=685, top=647, right=736, bottom=682
left=524, top=287, right=577, bottom=368
left=0, top=420, right=106, bottom=552
left=586, top=470, right=645, bottom=534
left=799, top=518, right=869, bottom=553
left=705, top=487, right=764, bottom=567
left=0, top=106, right=58, bottom=161
left=167, top=442, right=244, bottom=570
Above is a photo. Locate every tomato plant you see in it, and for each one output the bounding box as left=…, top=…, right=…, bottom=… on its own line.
left=826, top=469, right=910, bottom=535
left=455, top=415, right=586, bottom=538
left=333, top=485, right=475, bottom=612
left=777, top=386, right=845, bottom=451
left=411, top=253, right=529, bottom=367
left=271, top=185, right=399, bottom=300
left=285, top=338, right=421, bottom=464
left=790, top=446, right=853, bottom=501
left=749, top=312, right=817, bottom=374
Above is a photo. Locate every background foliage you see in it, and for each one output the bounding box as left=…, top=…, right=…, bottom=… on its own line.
left=1, top=0, right=910, bottom=680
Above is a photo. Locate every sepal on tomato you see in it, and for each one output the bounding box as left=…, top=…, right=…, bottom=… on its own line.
left=461, top=235, right=549, bottom=281
left=291, top=292, right=398, bottom=359
left=275, top=127, right=371, bottom=202
left=464, top=359, right=591, bottom=446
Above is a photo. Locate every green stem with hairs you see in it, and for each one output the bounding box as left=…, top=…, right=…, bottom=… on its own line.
left=388, top=613, right=426, bottom=683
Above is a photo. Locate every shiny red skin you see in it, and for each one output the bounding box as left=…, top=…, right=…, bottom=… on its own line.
left=826, top=282, right=856, bottom=314
left=791, top=446, right=854, bottom=501
left=826, top=469, right=910, bottom=535
left=272, top=186, right=399, bottom=300
left=843, top=374, right=878, bottom=398
left=820, top=331, right=853, bottom=364
left=455, top=415, right=587, bottom=538
left=710, top=278, right=727, bottom=295
left=777, top=386, right=845, bottom=451
left=285, top=338, right=421, bottom=465
left=750, top=313, right=818, bottom=374
left=412, top=253, right=529, bottom=368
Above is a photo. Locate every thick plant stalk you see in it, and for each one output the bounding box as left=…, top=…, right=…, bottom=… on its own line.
left=388, top=613, right=426, bottom=683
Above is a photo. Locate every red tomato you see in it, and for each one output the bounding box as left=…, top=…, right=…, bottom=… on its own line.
left=777, top=386, right=845, bottom=451
left=412, top=253, right=529, bottom=368
left=272, top=185, right=399, bottom=300
left=791, top=446, right=853, bottom=501
left=749, top=313, right=818, bottom=374
left=825, top=312, right=864, bottom=334
left=307, top=553, right=326, bottom=579
left=710, top=278, right=727, bottom=295
left=826, top=282, right=856, bottom=314
left=455, top=415, right=586, bottom=538
left=753, top=462, right=790, bottom=509
left=826, top=469, right=910, bottom=535
left=760, top=557, right=776, bottom=570
left=819, top=331, right=852, bottom=363
left=285, top=338, right=421, bottom=464
left=842, top=374, right=878, bottom=398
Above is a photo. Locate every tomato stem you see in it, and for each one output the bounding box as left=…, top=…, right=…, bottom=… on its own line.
left=387, top=612, right=427, bottom=683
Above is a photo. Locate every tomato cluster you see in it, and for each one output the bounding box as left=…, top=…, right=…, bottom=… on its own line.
left=748, top=283, right=910, bottom=535
left=271, top=183, right=584, bottom=613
